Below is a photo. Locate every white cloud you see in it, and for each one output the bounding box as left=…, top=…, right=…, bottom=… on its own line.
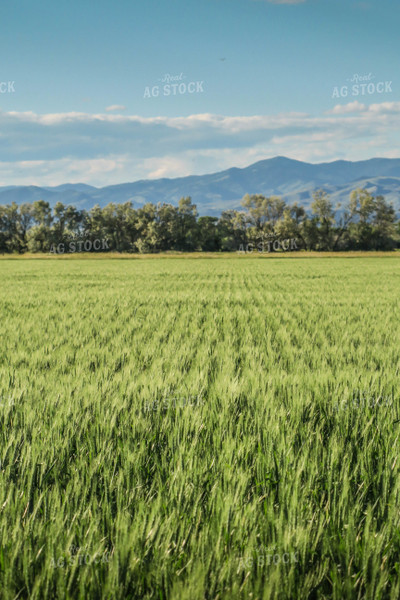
left=368, top=102, right=400, bottom=114
left=327, top=101, right=400, bottom=116
left=0, top=103, right=399, bottom=186
left=328, top=101, right=367, bottom=114
left=105, top=105, right=127, bottom=112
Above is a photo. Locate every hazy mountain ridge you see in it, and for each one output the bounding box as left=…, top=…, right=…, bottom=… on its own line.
left=1, top=156, right=400, bottom=216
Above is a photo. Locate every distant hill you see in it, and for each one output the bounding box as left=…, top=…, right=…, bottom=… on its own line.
left=1, top=156, right=399, bottom=216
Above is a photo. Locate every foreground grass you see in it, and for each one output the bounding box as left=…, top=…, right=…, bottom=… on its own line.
left=0, top=256, right=399, bottom=599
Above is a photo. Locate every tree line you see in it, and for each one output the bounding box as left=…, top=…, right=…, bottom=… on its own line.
left=0, top=188, right=398, bottom=254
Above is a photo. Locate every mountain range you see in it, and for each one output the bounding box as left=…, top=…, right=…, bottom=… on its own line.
left=1, top=156, right=400, bottom=216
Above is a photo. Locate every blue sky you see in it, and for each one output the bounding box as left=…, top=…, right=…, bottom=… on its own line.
left=0, top=0, right=399, bottom=186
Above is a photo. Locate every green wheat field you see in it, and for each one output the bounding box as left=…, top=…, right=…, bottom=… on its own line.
left=1, top=255, right=400, bottom=600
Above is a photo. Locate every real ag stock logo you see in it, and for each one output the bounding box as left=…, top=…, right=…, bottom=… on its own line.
left=237, top=545, right=299, bottom=570
left=0, top=394, right=15, bottom=408
left=144, top=73, right=204, bottom=99
left=50, top=545, right=111, bottom=570
left=49, top=238, right=110, bottom=254
left=0, top=81, right=15, bottom=93
left=332, top=73, right=393, bottom=99
left=237, top=235, right=298, bottom=254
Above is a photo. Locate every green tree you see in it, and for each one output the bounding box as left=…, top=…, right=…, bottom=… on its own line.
left=310, top=190, right=336, bottom=250
left=27, top=200, right=53, bottom=253
left=217, top=210, right=247, bottom=251
left=372, top=195, right=396, bottom=250
left=0, top=203, right=20, bottom=253
left=176, top=197, right=198, bottom=251
left=135, top=204, right=157, bottom=253
left=274, top=203, right=308, bottom=250
left=153, top=204, right=180, bottom=251
left=241, top=194, right=286, bottom=234
left=198, top=216, right=221, bottom=251
left=348, top=189, right=376, bottom=250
